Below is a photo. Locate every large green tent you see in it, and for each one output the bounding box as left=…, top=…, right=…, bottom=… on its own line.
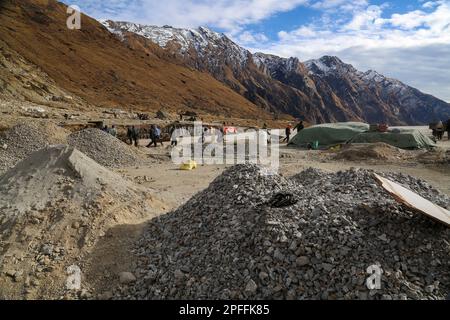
left=288, top=122, right=370, bottom=148
left=348, top=129, right=437, bottom=149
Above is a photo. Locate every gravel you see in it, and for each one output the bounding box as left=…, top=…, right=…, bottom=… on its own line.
left=0, top=122, right=68, bottom=175
left=119, top=164, right=449, bottom=300
left=67, top=128, right=143, bottom=168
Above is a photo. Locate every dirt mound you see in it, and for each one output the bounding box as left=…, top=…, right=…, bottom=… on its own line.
left=416, top=148, right=449, bottom=165
left=0, top=121, right=69, bottom=175
left=0, top=145, right=159, bottom=299
left=67, top=128, right=144, bottom=168
left=119, top=164, right=449, bottom=300
left=334, top=143, right=406, bottom=161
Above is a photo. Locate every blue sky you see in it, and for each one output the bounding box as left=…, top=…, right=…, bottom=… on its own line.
left=63, top=0, right=450, bottom=101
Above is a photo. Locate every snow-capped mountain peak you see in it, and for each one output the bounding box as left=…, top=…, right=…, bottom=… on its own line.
left=304, top=56, right=357, bottom=76
left=101, top=20, right=250, bottom=68
left=101, top=20, right=450, bottom=125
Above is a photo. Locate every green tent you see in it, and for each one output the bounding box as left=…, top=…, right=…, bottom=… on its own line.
left=348, top=129, right=437, bottom=149
left=288, top=122, right=370, bottom=148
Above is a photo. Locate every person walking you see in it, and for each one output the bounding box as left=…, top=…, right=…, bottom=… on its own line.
left=294, top=121, right=304, bottom=133
left=130, top=125, right=139, bottom=147
left=127, top=126, right=133, bottom=145
left=170, top=126, right=178, bottom=146
left=282, top=124, right=292, bottom=143
left=147, top=125, right=156, bottom=147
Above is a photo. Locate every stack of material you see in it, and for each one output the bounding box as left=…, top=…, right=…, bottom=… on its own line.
left=0, top=122, right=69, bottom=175
left=0, top=145, right=157, bottom=299
left=120, top=164, right=449, bottom=300
left=67, top=128, right=144, bottom=168
left=334, top=143, right=407, bottom=161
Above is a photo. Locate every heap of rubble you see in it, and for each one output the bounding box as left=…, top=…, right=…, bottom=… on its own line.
left=67, top=128, right=144, bottom=168
left=120, top=164, right=449, bottom=300
left=0, top=122, right=68, bottom=175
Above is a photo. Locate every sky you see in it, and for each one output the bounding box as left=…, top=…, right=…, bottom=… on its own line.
left=63, top=0, right=450, bottom=102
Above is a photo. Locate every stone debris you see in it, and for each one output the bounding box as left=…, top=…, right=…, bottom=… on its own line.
left=119, top=164, right=449, bottom=300
left=0, top=145, right=157, bottom=299
left=0, top=121, right=69, bottom=175
left=67, top=128, right=144, bottom=168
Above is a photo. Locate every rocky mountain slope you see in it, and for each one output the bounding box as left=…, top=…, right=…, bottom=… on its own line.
left=0, top=0, right=271, bottom=120
left=104, top=21, right=450, bottom=125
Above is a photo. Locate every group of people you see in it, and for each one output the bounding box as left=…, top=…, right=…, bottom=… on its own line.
left=126, top=124, right=164, bottom=148
left=283, top=121, right=304, bottom=144
left=432, top=119, right=450, bottom=141
left=102, top=125, right=117, bottom=137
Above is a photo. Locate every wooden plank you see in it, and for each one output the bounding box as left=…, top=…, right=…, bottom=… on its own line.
left=373, top=173, right=450, bottom=227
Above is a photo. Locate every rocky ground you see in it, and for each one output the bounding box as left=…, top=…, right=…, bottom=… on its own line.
left=113, top=165, right=449, bottom=300
left=0, top=116, right=449, bottom=300
left=0, top=145, right=163, bottom=299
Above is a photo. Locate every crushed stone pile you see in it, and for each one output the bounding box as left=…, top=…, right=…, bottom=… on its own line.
left=67, top=128, right=144, bottom=168
left=0, top=122, right=69, bottom=175
left=0, top=145, right=157, bottom=299
left=119, top=164, right=449, bottom=300
left=334, top=143, right=408, bottom=162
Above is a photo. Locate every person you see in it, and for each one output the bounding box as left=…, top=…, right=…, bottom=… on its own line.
left=155, top=125, right=163, bottom=146
left=102, top=125, right=109, bottom=132
left=147, top=125, right=163, bottom=147
left=447, top=119, right=450, bottom=140
left=131, top=126, right=140, bottom=147
left=202, top=127, right=208, bottom=143
left=109, top=125, right=117, bottom=138
left=126, top=126, right=133, bottom=145
left=282, top=124, right=292, bottom=143
left=294, top=121, right=304, bottom=133
left=170, top=126, right=178, bottom=146
left=147, top=125, right=156, bottom=147
left=127, top=126, right=139, bottom=147
left=436, top=120, right=444, bottom=141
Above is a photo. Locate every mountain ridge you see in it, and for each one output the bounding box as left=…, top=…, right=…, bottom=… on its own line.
left=0, top=0, right=275, bottom=121
left=103, top=20, right=450, bottom=125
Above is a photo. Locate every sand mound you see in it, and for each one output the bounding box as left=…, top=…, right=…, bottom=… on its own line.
left=334, top=143, right=406, bottom=161
left=119, top=164, right=449, bottom=300
left=67, top=128, right=144, bottom=168
left=0, top=122, right=69, bottom=175
left=0, top=145, right=158, bottom=299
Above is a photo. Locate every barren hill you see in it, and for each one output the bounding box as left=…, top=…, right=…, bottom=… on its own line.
left=0, top=0, right=271, bottom=119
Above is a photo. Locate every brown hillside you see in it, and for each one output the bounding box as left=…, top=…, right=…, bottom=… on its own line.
left=0, top=0, right=271, bottom=119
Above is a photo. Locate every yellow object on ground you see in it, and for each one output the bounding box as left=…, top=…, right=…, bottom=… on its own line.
left=180, top=160, right=198, bottom=170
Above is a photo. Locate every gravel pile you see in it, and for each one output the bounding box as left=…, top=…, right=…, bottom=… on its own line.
left=0, top=145, right=155, bottom=299
left=120, top=164, right=449, bottom=300
left=67, top=128, right=143, bottom=168
left=0, top=122, right=69, bottom=175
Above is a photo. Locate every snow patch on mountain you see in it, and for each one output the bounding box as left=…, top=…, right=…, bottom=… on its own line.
left=101, top=20, right=250, bottom=67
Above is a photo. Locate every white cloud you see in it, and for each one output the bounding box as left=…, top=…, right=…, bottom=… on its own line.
left=423, top=1, right=439, bottom=9
left=74, top=0, right=308, bottom=33
left=343, top=5, right=384, bottom=30
left=248, top=0, right=450, bottom=101
left=237, top=31, right=269, bottom=44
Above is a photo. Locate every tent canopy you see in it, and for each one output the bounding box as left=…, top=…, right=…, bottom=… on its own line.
left=288, top=122, right=370, bottom=148
left=348, top=129, right=437, bottom=149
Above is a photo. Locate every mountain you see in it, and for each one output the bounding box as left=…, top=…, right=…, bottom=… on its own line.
left=0, top=0, right=272, bottom=120
left=103, top=21, right=450, bottom=125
